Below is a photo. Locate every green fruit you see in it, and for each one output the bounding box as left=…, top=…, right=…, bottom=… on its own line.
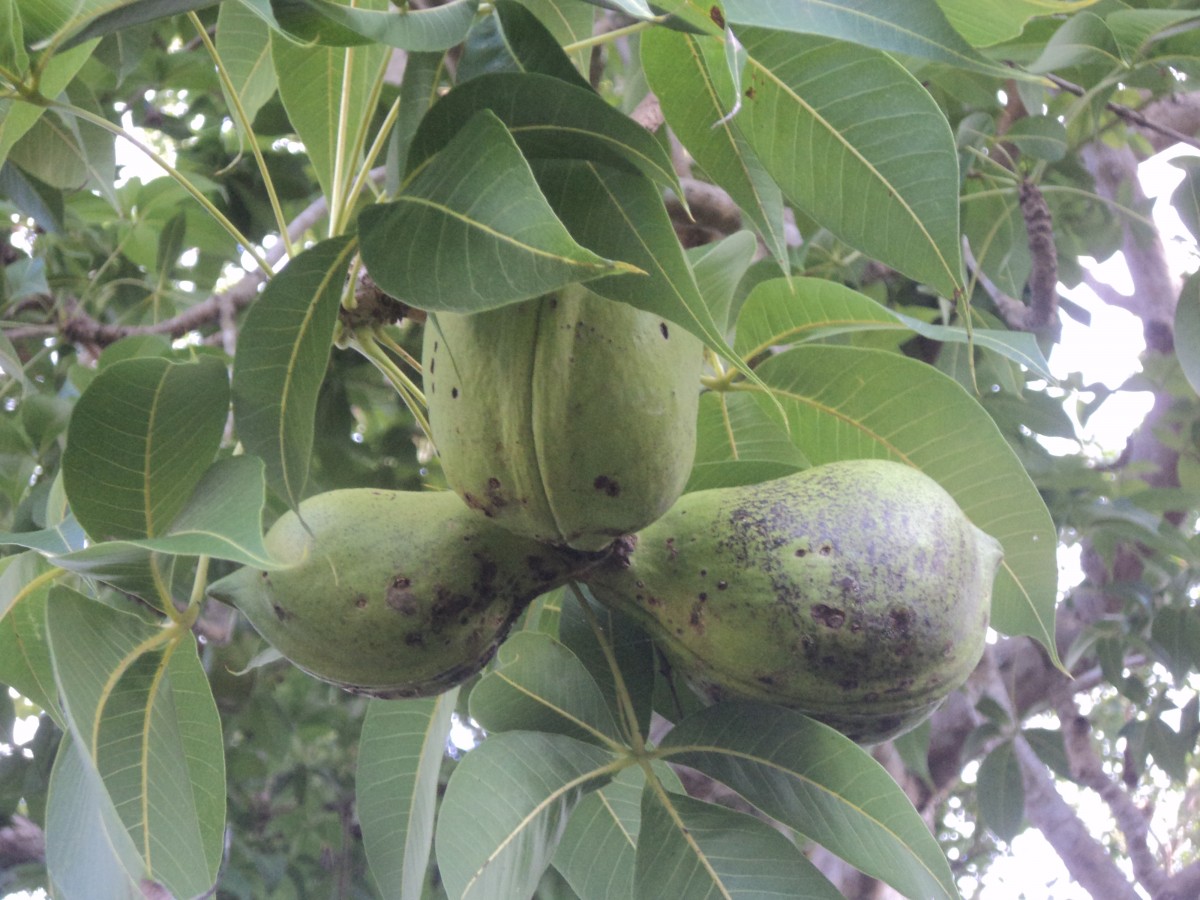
left=207, top=489, right=597, bottom=698
left=585, top=460, right=1003, bottom=743
left=422, top=283, right=703, bottom=551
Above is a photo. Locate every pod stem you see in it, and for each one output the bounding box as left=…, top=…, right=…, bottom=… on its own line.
left=347, top=327, right=433, bottom=443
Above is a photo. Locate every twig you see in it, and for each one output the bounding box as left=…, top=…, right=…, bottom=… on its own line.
left=6, top=169, right=385, bottom=350
left=1046, top=73, right=1200, bottom=153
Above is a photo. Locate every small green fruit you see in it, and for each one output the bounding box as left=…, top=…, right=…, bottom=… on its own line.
left=207, top=489, right=596, bottom=698
left=585, top=460, right=1003, bottom=743
left=422, top=283, right=703, bottom=551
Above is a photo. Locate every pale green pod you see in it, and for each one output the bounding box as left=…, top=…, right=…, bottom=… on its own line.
left=207, top=489, right=595, bottom=698
left=585, top=460, right=1004, bottom=743
left=422, top=283, right=704, bottom=551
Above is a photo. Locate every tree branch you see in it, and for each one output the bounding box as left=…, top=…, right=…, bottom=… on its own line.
left=1058, top=698, right=1168, bottom=897
left=1014, top=736, right=1143, bottom=900
left=6, top=169, right=381, bottom=351
left=1046, top=75, right=1200, bottom=153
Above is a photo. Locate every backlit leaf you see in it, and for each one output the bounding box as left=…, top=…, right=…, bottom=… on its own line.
left=435, top=731, right=617, bottom=900
left=358, top=691, right=458, bottom=900
left=658, top=703, right=958, bottom=900
left=232, top=235, right=356, bottom=509
left=360, top=112, right=624, bottom=312
left=63, top=355, right=230, bottom=542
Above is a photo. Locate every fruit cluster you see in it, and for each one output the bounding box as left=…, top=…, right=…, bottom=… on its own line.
left=209, top=287, right=1002, bottom=744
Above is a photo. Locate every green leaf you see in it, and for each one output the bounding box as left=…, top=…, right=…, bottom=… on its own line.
left=935, top=0, right=1101, bottom=48
left=357, top=691, right=458, bottom=900
left=754, top=345, right=1059, bottom=657
left=469, top=631, right=623, bottom=746
left=216, top=0, right=279, bottom=137
left=271, top=0, right=478, bottom=49
left=641, top=29, right=789, bottom=268
left=232, top=235, right=356, bottom=509
left=45, top=733, right=147, bottom=899
left=687, top=391, right=808, bottom=492
left=271, top=15, right=389, bottom=205
left=726, top=28, right=964, bottom=298
left=460, top=0, right=592, bottom=89
left=1151, top=606, right=1200, bottom=684
left=658, top=703, right=958, bottom=900
left=46, top=587, right=224, bottom=897
left=553, top=765, right=645, bottom=900
left=1003, top=115, right=1069, bottom=162
left=734, top=277, right=1054, bottom=380
left=435, top=731, right=617, bottom=900
left=635, top=787, right=844, bottom=899
left=0, top=0, right=28, bottom=77
left=57, top=0, right=218, bottom=49
left=558, top=585, right=657, bottom=741
left=8, top=110, right=96, bottom=191
left=1029, top=12, right=1121, bottom=73
left=507, top=0, right=596, bottom=71
left=63, top=355, right=230, bottom=542
left=0, top=160, right=65, bottom=232
left=0, top=42, right=95, bottom=171
left=1176, top=268, right=1200, bottom=400
left=977, top=741, right=1025, bottom=841
left=407, top=72, right=682, bottom=199
left=0, top=554, right=64, bottom=727
left=1106, top=10, right=1200, bottom=63
left=359, top=112, right=626, bottom=312
left=721, top=0, right=1014, bottom=77
left=1171, top=159, right=1200, bottom=246
left=532, top=160, right=726, bottom=354
left=688, top=230, right=759, bottom=336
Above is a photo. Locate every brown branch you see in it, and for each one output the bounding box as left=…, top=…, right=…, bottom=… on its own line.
left=1046, top=74, right=1200, bottom=153
left=971, top=179, right=1061, bottom=334
left=1058, top=698, right=1168, bottom=897
left=0, top=814, right=44, bottom=867
left=6, top=169, right=383, bottom=351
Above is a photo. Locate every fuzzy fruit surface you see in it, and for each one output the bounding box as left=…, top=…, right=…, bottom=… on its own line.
left=207, top=489, right=595, bottom=698
left=422, top=284, right=703, bottom=551
left=585, top=460, right=1004, bottom=743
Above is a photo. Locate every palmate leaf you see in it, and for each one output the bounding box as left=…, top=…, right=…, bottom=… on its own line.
left=45, top=587, right=225, bottom=898
left=635, top=788, right=844, bottom=899
left=232, top=235, right=356, bottom=510
left=977, top=740, right=1025, bottom=841
left=706, top=28, right=964, bottom=299
left=435, top=731, right=618, bottom=900
left=657, top=702, right=958, bottom=900
left=62, top=354, right=230, bottom=542
left=553, top=765, right=645, bottom=900
left=0, top=554, right=63, bottom=727
left=752, top=344, right=1059, bottom=657
left=216, top=0, right=278, bottom=135
left=359, top=111, right=627, bottom=312
left=462, top=0, right=593, bottom=89
left=357, top=691, right=457, bottom=900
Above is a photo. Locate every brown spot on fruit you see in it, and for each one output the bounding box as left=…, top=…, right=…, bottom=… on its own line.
left=593, top=475, right=621, bottom=497
left=812, top=604, right=846, bottom=629
left=710, top=4, right=725, bottom=28
left=386, top=576, right=419, bottom=615
left=659, top=322, right=670, bottom=339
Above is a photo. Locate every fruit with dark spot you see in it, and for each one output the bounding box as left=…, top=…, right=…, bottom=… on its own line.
left=422, top=283, right=703, bottom=551
left=206, top=489, right=599, bottom=698
left=584, top=460, right=1003, bottom=743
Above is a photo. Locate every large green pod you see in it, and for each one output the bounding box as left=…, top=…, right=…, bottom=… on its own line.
left=422, top=284, right=704, bottom=551
left=585, top=460, right=1003, bottom=743
left=207, top=489, right=597, bottom=698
